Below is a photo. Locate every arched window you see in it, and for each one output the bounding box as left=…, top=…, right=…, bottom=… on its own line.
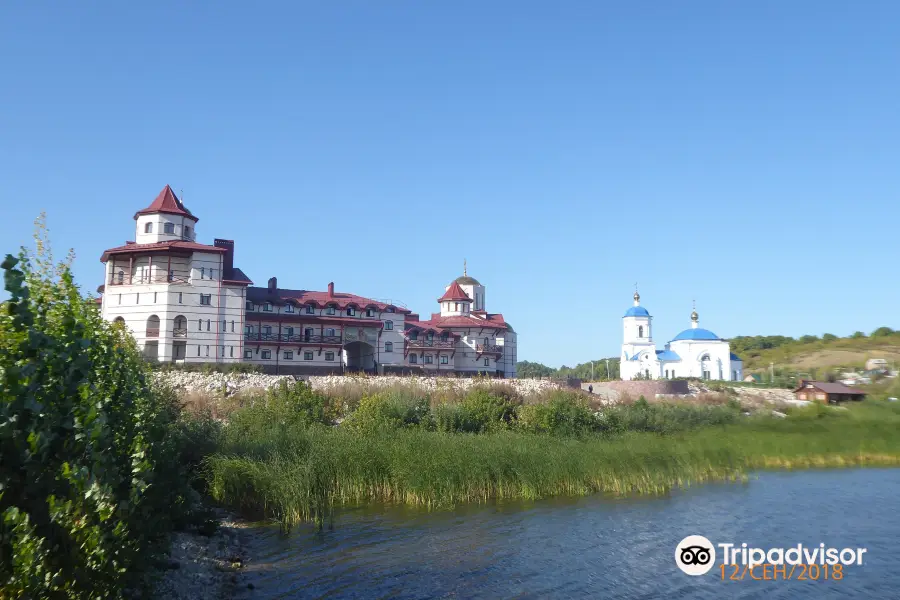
left=638, top=325, right=644, bottom=338
left=144, top=222, right=153, bottom=233
left=701, top=354, right=710, bottom=362
left=174, top=315, right=187, bottom=337
left=146, top=315, right=160, bottom=337
left=385, top=320, right=393, bottom=330
left=163, top=222, right=175, bottom=234
left=117, top=270, right=124, bottom=285
left=385, top=341, right=393, bottom=353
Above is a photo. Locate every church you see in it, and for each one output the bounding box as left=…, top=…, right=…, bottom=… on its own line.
left=620, top=291, right=743, bottom=381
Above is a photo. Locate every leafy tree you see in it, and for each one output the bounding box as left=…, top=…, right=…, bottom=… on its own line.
left=822, top=333, right=837, bottom=341
left=871, top=327, right=895, bottom=338
left=516, top=360, right=556, bottom=378
left=0, top=219, right=201, bottom=598
left=851, top=331, right=867, bottom=339
left=799, top=335, right=819, bottom=344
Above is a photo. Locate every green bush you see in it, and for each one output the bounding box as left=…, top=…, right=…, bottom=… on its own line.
left=0, top=239, right=202, bottom=598
left=432, top=402, right=474, bottom=433
left=516, top=391, right=597, bottom=436
left=601, top=397, right=741, bottom=434
left=460, top=388, right=519, bottom=433
left=342, top=391, right=430, bottom=433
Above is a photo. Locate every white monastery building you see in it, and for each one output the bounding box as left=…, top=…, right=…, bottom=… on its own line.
left=99, top=186, right=517, bottom=377
left=620, top=291, right=743, bottom=381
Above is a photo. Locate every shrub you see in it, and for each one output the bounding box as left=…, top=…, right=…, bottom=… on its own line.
left=431, top=401, right=474, bottom=433
left=342, top=391, right=430, bottom=433
left=601, top=397, right=741, bottom=434
left=516, top=391, right=597, bottom=436
left=460, top=388, right=519, bottom=433
left=0, top=232, right=202, bottom=598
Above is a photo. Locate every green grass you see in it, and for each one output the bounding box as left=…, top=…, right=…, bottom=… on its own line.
left=203, top=393, right=900, bottom=531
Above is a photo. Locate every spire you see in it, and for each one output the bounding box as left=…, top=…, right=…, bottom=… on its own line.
left=439, top=280, right=472, bottom=302
left=463, top=258, right=467, bottom=277
left=691, top=299, right=699, bottom=329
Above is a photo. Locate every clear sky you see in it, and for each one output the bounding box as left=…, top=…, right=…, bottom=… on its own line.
left=2, top=2, right=898, bottom=367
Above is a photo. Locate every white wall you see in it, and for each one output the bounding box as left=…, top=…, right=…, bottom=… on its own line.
left=135, top=214, right=197, bottom=244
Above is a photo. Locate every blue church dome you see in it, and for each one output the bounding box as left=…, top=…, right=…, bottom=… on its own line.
left=672, top=328, right=721, bottom=341
left=624, top=306, right=650, bottom=318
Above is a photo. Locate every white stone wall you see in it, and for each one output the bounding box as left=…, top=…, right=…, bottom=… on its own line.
left=135, top=214, right=197, bottom=244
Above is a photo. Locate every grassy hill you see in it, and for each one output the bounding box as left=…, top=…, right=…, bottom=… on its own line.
left=518, top=328, right=900, bottom=380
left=733, top=330, right=900, bottom=373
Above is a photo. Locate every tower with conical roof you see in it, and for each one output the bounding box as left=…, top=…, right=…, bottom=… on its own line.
left=134, top=185, right=199, bottom=244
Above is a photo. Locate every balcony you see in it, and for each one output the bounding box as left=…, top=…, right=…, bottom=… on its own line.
left=145, top=328, right=160, bottom=338
left=108, top=273, right=190, bottom=286
left=407, top=338, right=455, bottom=349
left=476, top=344, right=503, bottom=355
left=245, top=332, right=343, bottom=344
left=173, top=328, right=188, bottom=338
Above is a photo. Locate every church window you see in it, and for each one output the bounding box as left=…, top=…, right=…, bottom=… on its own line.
left=645, top=369, right=650, bottom=378
left=665, top=370, right=669, bottom=378
left=144, top=222, right=153, bottom=234
left=638, top=326, right=644, bottom=338
left=164, top=222, right=175, bottom=234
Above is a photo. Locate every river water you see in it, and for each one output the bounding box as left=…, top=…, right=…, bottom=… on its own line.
left=234, top=469, right=899, bottom=599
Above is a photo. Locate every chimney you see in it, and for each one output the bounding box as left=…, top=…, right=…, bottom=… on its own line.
left=268, top=277, right=277, bottom=292
left=328, top=282, right=334, bottom=298
left=214, top=239, right=235, bottom=278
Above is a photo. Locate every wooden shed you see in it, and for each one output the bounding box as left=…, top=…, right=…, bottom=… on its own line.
left=793, top=381, right=867, bottom=404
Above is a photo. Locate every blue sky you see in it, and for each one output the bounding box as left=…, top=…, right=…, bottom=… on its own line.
left=2, top=2, right=898, bottom=367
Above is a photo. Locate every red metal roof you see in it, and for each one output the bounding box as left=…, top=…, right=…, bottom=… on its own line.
left=100, top=240, right=227, bottom=262
left=133, top=185, right=198, bottom=221
left=407, top=312, right=509, bottom=331
left=246, top=286, right=411, bottom=314
left=438, top=281, right=471, bottom=302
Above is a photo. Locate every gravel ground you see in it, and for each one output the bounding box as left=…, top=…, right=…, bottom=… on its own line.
left=153, top=510, right=254, bottom=599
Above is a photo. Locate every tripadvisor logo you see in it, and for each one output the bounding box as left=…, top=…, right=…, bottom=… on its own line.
left=675, top=535, right=716, bottom=576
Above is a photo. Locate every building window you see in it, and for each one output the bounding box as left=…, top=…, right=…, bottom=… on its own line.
left=325, top=328, right=335, bottom=337
left=285, top=304, right=294, bottom=313
left=385, top=320, right=393, bottom=330
left=205, top=345, right=210, bottom=357
left=638, top=325, right=644, bottom=338
left=164, top=222, right=175, bottom=234
left=197, top=345, right=201, bottom=356
left=220, top=345, right=225, bottom=357
left=732, top=370, right=737, bottom=381
left=200, top=267, right=205, bottom=279
left=231, top=320, right=235, bottom=332
left=346, top=307, right=355, bottom=316
left=484, top=358, right=490, bottom=367
left=244, top=349, right=252, bottom=359
left=645, top=369, right=650, bottom=378
left=283, top=351, right=293, bottom=360
left=326, top=306, right=336, bottom=315
left=117, top=270, right=124, bottom=284
left=200, top=294, right=211, bottom=305
left=285, top=327, right=294, bottom=337
left=136, top=293, right=139, bottom=304
left=304, top=351, right=314, bottom=361
left=703, top=370, right=711, bottom=380
left=366, top=308, right=375, bottom=317
left=385, top=307, right=394, bottom=313
left=117, top=294, right=121, bottom=305
left=410, top=331, right=418, bottom=340
left=178, top=292, right=183, bottom=304
left=264, top=302, right=273, bottom=312
left=665, top=370, right=669, bottom=379
left=325, top=351, right=334, bottom=361
left=144, top=222, right=153, bottom=233
left=206, top=320, right=211, bottom=331
left=261, top=350, right=271, bottom=359
left=409, top=354, right=418, bottom=364
left=230, top=346, right=234, bottom=357
left=454, top=302, right=459, bottom=311
left=197, top=319, right=202, bottom=330
left=153, top=292, right=157, bottom=303
left=306, top=305, right=314, bottom=314
left=210, top=269, right=215, bottom=280
left=222, top=320, right=226, bottom=332
left=424, top=355, right=433, bottom=364
left=385, top=342, right=393, bottom=353
left=246, top=301, right=254, bottom=311
left=184, top=225, right=191, bottom=239
left=263, top=326, right=272, bottom=335
left=440, top=355, right=448, bottom=364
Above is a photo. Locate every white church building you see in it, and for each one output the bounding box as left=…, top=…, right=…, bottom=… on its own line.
left=98, top=185, right=516, bottom=377
left=620, top=292, right=743, bottom=381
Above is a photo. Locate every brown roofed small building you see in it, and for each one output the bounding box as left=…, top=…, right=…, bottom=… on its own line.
left=793, top=381, right=867, bottom=404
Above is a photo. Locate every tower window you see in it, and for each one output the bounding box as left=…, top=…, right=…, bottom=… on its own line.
left=144, top=222, right=153, bottom=234
left=184, top=226, right=192, bottom=239
left=638, top=326, right=644, bottom=338
left=164, top=222, right=175, bottom=234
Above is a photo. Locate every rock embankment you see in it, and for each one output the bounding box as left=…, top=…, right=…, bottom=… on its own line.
left=152, top=371, right=563, bottom=397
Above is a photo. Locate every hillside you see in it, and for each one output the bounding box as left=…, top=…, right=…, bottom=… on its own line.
left=518, top=328, right=900, bottom=380
left=732, top=330, right=900, bottom=373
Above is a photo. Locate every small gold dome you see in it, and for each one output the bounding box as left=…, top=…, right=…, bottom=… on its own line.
left=691, top=310, right=699, bottom=321
left=633, top=290, right=640, bottom=302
